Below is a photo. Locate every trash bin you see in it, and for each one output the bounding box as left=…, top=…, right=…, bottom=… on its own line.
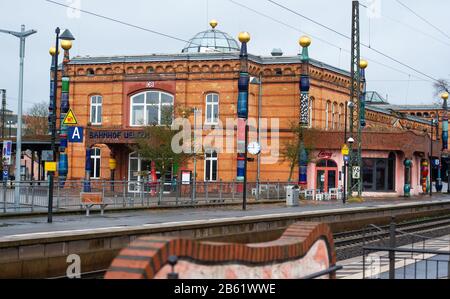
left=286, top=185, right=300, bottom=207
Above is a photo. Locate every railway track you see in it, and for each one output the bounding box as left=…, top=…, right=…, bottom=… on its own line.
left=334, top=214, right=450, bottom=249
left=57, top=214, right=450, bottom=279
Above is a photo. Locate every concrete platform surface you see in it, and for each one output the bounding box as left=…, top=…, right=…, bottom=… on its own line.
left=1, top=195, right=450, bottom=240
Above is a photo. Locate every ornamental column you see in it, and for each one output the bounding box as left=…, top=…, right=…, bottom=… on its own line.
left=236, top=31, right=250, bottom=210
left=404, top=159, right=412, bottom=197
left=298, top=36, right=311, bottom=187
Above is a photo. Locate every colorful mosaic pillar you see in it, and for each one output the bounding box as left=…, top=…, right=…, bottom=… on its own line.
left=298, top=37, right=311, bottom=187
left=236, top=33, right=250, bottom=186
left=58, top=42, right=72, bottom=188
left=421, top=159, right=429, bottom=193
left=404, top=159, right=412, bottom=197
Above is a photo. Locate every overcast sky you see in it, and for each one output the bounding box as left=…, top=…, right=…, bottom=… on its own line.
left=1, top=0, right=450, bottom=113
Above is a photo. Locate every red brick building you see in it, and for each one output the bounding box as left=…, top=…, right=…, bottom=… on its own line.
left=57, top=23, right=441, bottom=197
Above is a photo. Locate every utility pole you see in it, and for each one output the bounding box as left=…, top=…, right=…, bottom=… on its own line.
left=348, top=1, right=363, bottom=198
left=0, top=25, right=37, bottom=210
left=1, top=89, right=5, bottom=139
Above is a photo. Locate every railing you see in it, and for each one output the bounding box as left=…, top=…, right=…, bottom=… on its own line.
left=362, top=217, right=450, bottom=279
left=300, top=265, right=343, bottom=279
left=0, top=180, right=298, bottom=214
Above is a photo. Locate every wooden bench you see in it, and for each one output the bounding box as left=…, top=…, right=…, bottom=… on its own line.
left=80, top=192, right=107, bottom=216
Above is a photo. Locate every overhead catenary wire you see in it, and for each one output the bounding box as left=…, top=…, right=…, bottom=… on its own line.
left=45, top=0, right=225, bottom=54
left=266, top=0, right=440, bottom=83
left=228, top=0, right=431, bottom=83
left=46, top=0, right=434, bottom=86
left=359, top=2, right=450, bottom=48
left=395, top=0, right=450, bottom=41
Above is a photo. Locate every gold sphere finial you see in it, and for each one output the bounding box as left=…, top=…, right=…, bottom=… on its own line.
left=442, top=92, right=449, bottom=100
left=299, top=36, right=311, bottom=48
left=49, top=47, right=59, bottom=56
left=61, top=40, right=73, bottom=51
left=360, top=59, right=368, bottom=69
left=210, top=19, right=218, bottom=29
left=238, top=32, right=251, bottom=43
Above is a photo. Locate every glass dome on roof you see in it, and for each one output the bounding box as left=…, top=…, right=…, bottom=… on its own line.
left=182, top=28, right=240, bottom=54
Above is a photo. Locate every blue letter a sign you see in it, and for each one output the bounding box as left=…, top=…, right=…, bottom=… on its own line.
left=68, top=127, right=84, bottom=143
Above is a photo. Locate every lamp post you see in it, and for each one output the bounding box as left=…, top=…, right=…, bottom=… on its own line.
left=250, top=76, right=262, bottom=201
left=441, top=92, right=450, bottom=193
left=345, top=137, right=355, bottom=204
left=0, top=25, right=37, bottom=210
left=48, top=28, right=75, bottom=223
left=298, top=36, right=312, bottom=189
left=346, top=101, right=355, bottom=199
left=236, top=31, right=250, bottom=211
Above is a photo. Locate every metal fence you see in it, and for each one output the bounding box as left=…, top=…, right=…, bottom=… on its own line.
left=1, top=180, right=297, bottom=214
left=362, top=218, right=450, bottom=279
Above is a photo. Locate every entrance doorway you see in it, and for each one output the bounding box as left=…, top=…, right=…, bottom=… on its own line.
left=316, top=159, right=338, bottom=192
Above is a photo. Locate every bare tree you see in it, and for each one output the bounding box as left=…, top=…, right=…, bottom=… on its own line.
left=433, top=79, right=450, bottom=105
left=24, top=102, right=48, bottom=136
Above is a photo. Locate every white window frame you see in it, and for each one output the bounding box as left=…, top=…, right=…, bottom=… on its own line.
left=130, top=91, right=174, bottom=127
left=90, top=95, right=103, bottom=125
left=204, top=150, right=218, bottom=182
left=90, top=147, right=101, bottom=179
left=205, top=93, right=219, bottom=125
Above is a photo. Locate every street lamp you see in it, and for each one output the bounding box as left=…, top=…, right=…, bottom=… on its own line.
left=250, top=76, right=262, bottom=201
left=236, top=31, right=250, bottom=211
left=0, top=25, right=37, bottom=210
left=345, top=137, right=355, bottom=204
left=299, top=36, right=312, bottom=189
left=48, top=27, right=75, bottom=223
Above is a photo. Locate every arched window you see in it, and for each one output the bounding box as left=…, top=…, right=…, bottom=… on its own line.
left=130, top=91, right=174, bottom=126
left=90, top=95, right=103, bottom=125
left=316, top=159, right=338, bottom=168
left=86, top=68, right=95, bottom=76
left=332, top=102, right=338, bottom=129
left=309, top=97, right=315, bottom=128
left=205, top=93, right=219, bottom=125
left=90, top=148, right=101, bottom=179
left=204, top=149, right=218, bottom=182
left=417, top=112, right=423, bottom=117
left=325, top=101, right=332, bottom=130
left=339, top=103, right=344, bottom=129
left=423, top=112, right=430, bottom=118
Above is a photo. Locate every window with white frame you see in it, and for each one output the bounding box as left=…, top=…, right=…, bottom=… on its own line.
left=130, top=91, right=174, bottom=126
left=90, top=95, right=103, bottom=125
left=90, top=148, right=101, bottom=179
left=205, top=93, right=219, bottom=125
left=204, top=150, right=218, bottom=182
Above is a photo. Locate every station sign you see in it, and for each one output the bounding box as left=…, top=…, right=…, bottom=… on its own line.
left=341, top=144, right=349, bottom=156
left=68, top=126, right=84, bottom=143
left=3, top=169, right=9, bottom=181
left=42, top=150, right=54, bottom=162
left=45, top=162, right=57, bottom=173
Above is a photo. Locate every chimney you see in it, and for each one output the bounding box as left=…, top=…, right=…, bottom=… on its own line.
left=271, top=48, right=283, bottom=56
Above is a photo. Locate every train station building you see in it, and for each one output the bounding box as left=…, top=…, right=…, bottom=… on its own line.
left=57, top=21, right=442, bottom=197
